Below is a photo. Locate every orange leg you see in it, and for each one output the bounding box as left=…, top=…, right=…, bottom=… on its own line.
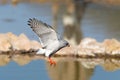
left=48, top=58, right=56, bottom=66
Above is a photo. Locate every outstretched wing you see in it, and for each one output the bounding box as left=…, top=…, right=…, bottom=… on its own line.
left=28, top=18, right=59, bottom=47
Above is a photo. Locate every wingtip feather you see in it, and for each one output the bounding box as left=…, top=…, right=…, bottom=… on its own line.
left=27, top=23, right=30, bottom=25
left=28, top=18, right=35, bottom=26
left=29, top=18, right=32, bottom=21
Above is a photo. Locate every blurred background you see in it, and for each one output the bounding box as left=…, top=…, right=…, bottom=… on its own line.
left=0, top=0, right=120, bottom=80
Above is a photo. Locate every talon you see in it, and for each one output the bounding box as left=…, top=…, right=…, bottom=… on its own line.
left=48, top=58, right=56, bottom=66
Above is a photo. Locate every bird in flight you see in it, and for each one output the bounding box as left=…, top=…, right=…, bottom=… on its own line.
left=28, top=18, right=70, bottom=65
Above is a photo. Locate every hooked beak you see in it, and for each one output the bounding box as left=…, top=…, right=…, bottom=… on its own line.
left=67, top=44, right=70, bottom=47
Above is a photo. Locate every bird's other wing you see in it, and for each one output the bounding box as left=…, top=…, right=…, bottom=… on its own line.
left=28, top=18, right=59, bottom=47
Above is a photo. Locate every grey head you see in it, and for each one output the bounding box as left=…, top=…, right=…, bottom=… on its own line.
left=28, top=18, right=69, bottom=57
left=59, top=39, right=70, bottom=48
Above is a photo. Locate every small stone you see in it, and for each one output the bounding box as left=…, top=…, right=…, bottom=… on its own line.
left=0, top=34, right=11, bottom=51
left=79, top=38, right=105, bottom=55
left=18, top=33, right=31, bottom=51
left=30, top=40, right=41, bottom=50
left=0, top=32, right=42, bottom=52
left=103, top=39, right=120, bottom=54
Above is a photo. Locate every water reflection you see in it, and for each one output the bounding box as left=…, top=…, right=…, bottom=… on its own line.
left=1, top=54, right=120, bottom=80
left=1, top=54, right=120, bottom=72
left=0, top=54, right=32, bottom=66
left=47, top=61, right=93, bottom=80
left=0, top=55, right=10, bottom=66
left=47, top=59, right=120, bottom=80
left=12, top=55, right=32, bottom=66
